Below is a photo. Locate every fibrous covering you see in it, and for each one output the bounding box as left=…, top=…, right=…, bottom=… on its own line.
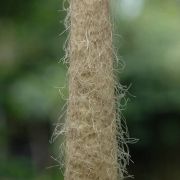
left=54, top=0, right=130, bottom=179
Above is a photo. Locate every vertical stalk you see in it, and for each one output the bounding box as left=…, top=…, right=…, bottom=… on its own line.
left=65, top=0, right=119, bottom=179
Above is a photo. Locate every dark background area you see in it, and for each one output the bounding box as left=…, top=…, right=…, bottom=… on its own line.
left=0, top=0, right=180, bottom=179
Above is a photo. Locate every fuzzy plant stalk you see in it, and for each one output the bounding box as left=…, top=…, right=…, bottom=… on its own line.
left=63, top=0, right=128, bottom=179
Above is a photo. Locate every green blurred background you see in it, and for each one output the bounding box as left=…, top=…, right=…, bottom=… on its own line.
left=0, top=0, right=180, bottom=179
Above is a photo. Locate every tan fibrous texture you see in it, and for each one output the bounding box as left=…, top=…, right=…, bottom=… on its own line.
left=58, top=0, right=129, bottom=180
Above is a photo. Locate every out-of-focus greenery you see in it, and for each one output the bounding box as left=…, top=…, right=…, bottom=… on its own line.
left=0, top=0, right=180, bottom=179
left=112, top=0, right=180, bottom=179
left=0, top=0, right=66, bottom=179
